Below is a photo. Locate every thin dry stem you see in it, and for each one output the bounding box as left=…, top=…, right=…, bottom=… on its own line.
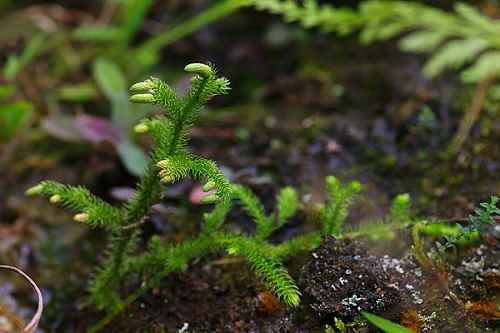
left=0, top=265, right=43, bottom=333
left=449, top=77, right=493, bottom=154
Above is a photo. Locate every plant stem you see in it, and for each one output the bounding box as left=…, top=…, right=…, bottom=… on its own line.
left=88, top=235, right=219, bottom=333
left=168, top=77, right=208, bottom=155
left=448, top=77, right=492, bottom=154
left=91, top=74, right=212, bottom=308
left=102, top=166, right=163, bottom=293
left=136, top=0, right=250, bottom=55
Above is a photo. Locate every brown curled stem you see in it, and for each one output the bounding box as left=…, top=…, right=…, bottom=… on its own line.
left=0, top=265, right=43, bottom=333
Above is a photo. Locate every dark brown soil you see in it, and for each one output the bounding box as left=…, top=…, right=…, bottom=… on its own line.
left=111, top=257, right=296, bottom=333
left=299, top=236, right=404, bottom=320
left=97, top=232, right=499, bottom=332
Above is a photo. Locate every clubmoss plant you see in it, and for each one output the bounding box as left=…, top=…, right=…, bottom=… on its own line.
left=321, top=176, right=362, bottom=236
left=27, top=62, right=231, bottom=312
left=26, top=62, right=419, bottom=329
left=26, top=63, right=309, bottom=317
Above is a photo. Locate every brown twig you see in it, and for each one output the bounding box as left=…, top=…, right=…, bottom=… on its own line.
left=448, top=77, right=493, bottom=154
left=0, top=265, right=43, bottom=333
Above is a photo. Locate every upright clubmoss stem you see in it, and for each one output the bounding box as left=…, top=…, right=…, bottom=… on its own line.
left=101, top=76, right=210, bottom=298
left=168, top=77, right=208, bottom=155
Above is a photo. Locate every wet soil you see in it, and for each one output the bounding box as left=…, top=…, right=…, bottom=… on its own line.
left=98, top=233, right=499, bottom=332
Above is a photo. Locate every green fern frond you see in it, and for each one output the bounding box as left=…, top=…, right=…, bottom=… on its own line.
left=321, top=176, right=362, bottom=236
left=252, top=0, right=360, bottom=34
left=96, top=64, right=233, bottom=304
left=276, top=186, right=299, bottom=226
left=357, top=1, right=500, bottom=83
left=461, top=51, right=500, bottom=82
left=253, top=1, right=500, bottom=83
left=422, top=39, right=488, bottom=78
left=251, top=1, right=500, bottom=153
left=224, top=236, right=301, bottom=307
left=27, top=181, right=122, bottom=230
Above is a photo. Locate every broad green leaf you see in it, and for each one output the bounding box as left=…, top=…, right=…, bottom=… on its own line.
left=92, top=57, right=141, bottom=130
left=117, top=141, right=148, bottom=177
left=360, top=21, right=408, bottom=44
left=73, top=26, right=124, bottom=42
left=92, top=58, right=127, bottom=100
left=58, top=82, right=98, bottom=102
left=92, top=57, right=149, bottom=152
left=138, top=0, right=249, bottom=53
left=362, top=312, right=415, bottom=333
left=0, top=100, right=34, bottom=141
